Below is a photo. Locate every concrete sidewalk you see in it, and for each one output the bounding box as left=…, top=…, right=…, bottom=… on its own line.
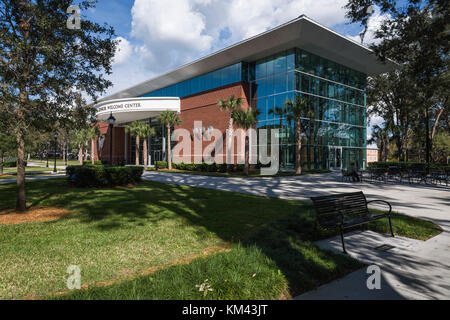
left=142, top=171, right=450, bottom=300
left=0, top=174, right=66, bottom=185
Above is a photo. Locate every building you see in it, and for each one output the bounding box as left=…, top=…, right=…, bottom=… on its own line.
left=367, top=146, right=379, bottom=164
left=93, top=15, right=395, bottom=170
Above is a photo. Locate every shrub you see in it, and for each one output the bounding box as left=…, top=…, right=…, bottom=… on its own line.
left=1, top=161, right=27, bottom=168
left=368, top=162, right=450, bottom=172
left=67, top=165, right=143, bottom=187
left=155, top=161, right=168, bottom=169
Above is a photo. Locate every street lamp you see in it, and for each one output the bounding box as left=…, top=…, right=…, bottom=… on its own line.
left=53, top=131, right=59, bottom=173
left=107, top=112, right=116, bottom=165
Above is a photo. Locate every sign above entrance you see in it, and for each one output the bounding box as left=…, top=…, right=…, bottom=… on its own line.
left=95, top=97, right=180, bottom=125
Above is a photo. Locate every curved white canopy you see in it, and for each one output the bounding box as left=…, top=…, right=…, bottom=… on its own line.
left=95, top=97, right=180, bottom=125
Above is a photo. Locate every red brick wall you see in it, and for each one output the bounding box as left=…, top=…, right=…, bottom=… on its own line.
left=177, top=81, right=250, bottom=163
left=93, top=124, right=126, bottom=164
left=94, top=81, right=252, bottom=164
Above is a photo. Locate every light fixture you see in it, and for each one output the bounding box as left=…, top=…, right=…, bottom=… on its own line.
left=107, top=112, right=116, bottom=126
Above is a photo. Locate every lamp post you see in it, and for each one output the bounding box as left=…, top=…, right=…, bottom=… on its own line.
left=107, top=112, right=116, bottom=165
left=53, top=131, right=58, bottom=173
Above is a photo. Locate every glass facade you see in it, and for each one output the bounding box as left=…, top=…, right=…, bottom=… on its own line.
left=143, top=62, right=246, bottom=98
left=248, top=48, right=367, bottom=170
left=139, top=48, right=368, bottom=170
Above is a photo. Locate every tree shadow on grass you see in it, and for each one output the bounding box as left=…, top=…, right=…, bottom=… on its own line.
left=16, top=178, right=441, bottom=298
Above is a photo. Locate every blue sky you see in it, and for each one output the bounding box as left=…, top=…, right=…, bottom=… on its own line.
left=80, top=0, right=393, bottom=139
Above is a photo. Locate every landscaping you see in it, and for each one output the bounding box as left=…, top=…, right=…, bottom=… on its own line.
left=0, top=178, right=441, bottom=300
left=152, top=161, right=331, bottom=178
left=66, top=165, right=143, bottom=187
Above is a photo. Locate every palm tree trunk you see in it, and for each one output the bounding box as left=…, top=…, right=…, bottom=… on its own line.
left=227, top=117, right=233, bottom=165
left=296, top=118, right=302, bottom=175
left=143, top=138, right=148, bottom=170
left=167, top=125, right=172, bottom=170
left=135, top=136, right=140, bottom=166
left=244, top=135, right=249, bottom=175
left=91, top=138, right=95, bottom=164
left=78, top=144, right=83, bottom=165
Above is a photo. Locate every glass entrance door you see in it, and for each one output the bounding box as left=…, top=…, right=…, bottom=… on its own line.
left=328, top=146, right=343, bottom=170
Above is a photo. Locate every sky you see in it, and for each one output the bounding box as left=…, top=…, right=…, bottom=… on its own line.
left=80, top=0, right=394, bottom=141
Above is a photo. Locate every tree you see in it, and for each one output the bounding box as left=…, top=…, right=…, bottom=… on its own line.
left=73, top=129, right=88, bottom=165
left=345, top=0, right=449, bottom=164
left=368, top=124, right=390, bottom=162
left=285, top=95, right=312, bottom=174
left=217, top=95, right=243, bottom=164
left=0, top=0, right=117, bottom=211
left=126, top=121, right=143, bottom=166
left=86, top=126, right=100, bottom=164
left=232, top=109, right=258, bottom=175
left=157, top=111, right=182, bottom=170
left=136, top=122, right=155, bottom=170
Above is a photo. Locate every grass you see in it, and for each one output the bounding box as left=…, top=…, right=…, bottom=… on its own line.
left=0, top=178, right=441, bottom=300
left=147, top=168, right=331, bottom=178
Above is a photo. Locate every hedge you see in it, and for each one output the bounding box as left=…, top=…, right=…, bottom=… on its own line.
left=1, top=161, right=27, bottom=168
left=368, top=162, right=450, bottom=172
left=66, top=165, right=143, bottom=187
left=155, top=161, right=168, bottom=169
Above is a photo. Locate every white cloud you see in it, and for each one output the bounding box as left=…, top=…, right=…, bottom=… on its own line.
left=112, top=37, right=133, bottom=66
left=101, top=0, right=364, bottom=98
left=347, top=7, right=391, bottom=45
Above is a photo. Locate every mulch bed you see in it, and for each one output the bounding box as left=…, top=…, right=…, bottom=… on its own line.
left=0, top=207, right=71, bottom=225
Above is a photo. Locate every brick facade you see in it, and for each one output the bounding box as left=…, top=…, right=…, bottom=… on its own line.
left=95, top=81, right=252, bottom=165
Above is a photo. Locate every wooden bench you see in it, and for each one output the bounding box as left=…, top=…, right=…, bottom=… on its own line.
left=311, top=191, right=394, bottom=253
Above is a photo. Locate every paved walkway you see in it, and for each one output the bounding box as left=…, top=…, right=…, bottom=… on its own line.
left=0, top=174, right=65, bottom=185
left=142, top=171, right=450, bottom=300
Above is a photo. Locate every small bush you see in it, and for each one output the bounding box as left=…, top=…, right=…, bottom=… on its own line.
left=67, top=165, right=143, bottom=187
left=155, top=161, right=168, bottom=169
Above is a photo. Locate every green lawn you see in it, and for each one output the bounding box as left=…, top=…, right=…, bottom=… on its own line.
left=147, top=168, right=331, bottom=178
left=0, top=178, right=441, bottom=300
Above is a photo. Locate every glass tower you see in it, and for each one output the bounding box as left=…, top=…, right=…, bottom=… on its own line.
left=248, top=48, right=367, bottom=170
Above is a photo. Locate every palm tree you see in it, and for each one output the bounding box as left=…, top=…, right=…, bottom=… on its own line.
left=126, top=121, right=143, bottom=166
left=217, top=95, right=243, bottom=164
left=86, top=126, right=100, bottom=164
left=136, top=122, right=156, bottom=170
left=158, top=111, right=182, bottom=170
left=269, top=105, right=286, bottom=166
left=232, top=109, right=258, bottom=175
left=74, top=129, right=88, bottom=165
left=285, top=95, right=312, bottom=175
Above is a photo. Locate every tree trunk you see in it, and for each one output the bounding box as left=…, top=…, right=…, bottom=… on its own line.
left=296, top=118, right=302, bottom=175
left=78, top=144, right=83, bottom=165
left=0, top=151, right=3, bottom=175
left=16, top=126, right=27, bottom=212
left=91, top=138, right=95, bottom=164
left=227, top=117, right=233, bottom=165
left=135, top=136, right=140, bottom=166
left=167, top=125, right=172, bottom=170
left=425, top=108, right=431, bottom=164
left=143, top=138, right=148, bottom=170
left=244, top=135, right=249, bottom=176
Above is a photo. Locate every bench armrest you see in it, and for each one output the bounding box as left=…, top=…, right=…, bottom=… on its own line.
left=367, top=200, right=392, bottom=215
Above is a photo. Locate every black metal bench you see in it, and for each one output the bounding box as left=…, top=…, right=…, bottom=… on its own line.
left=311, top=191, right=394, bottom=253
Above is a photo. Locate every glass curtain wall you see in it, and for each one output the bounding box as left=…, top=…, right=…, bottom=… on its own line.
left=248, top=48, right=367, bottom=170
left=143, top=62, right=246, bottom=98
